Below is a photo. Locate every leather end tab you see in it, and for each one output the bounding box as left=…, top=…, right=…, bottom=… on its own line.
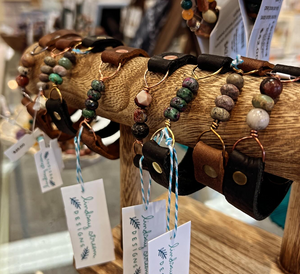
left=197, top=54, right=233, bottom=74
left=239, top=56, right=274, bottom=76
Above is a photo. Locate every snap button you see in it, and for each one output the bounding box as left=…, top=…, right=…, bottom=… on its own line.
left=203, top=165, right=218, bottom=178
left=53, top=111, right=61, bottom=120
left=233, top=171, right=247, bottom=185
left=152, top=162, right=162, bottom=174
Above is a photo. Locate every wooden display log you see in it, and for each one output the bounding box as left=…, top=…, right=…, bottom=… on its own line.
left=24, top=44, right=300, bottom=273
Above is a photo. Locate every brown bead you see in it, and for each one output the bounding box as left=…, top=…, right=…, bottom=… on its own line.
left=40, top=65, right=53, bottom=74
left=226, top=73, right=244, bottom=90
left=21, top=53, right=35, bottom=67
left=39, top=73, right=49, bottom=82
left=260, top=77, right=283, bottom=99
left=187, top=17, right=197, bottom=28
left=209, top=1, right=217, bottom=9
left=197, top=0, right=209, bottom=12
left=16, top=75, right=29, bottom=87
left=63, top=51, right=76, bottom=64
left=134, top=109, right=148, bottom=123
left=215, top=95, right=235, bottom=111
left=195, top=20, right=214, bottom=38
left=220, top=84, right=239, bottom=100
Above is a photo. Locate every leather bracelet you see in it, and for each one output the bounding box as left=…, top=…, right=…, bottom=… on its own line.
left=81, top=36, right=123, bottom=53
left=197, top=54, right=233, bottom=74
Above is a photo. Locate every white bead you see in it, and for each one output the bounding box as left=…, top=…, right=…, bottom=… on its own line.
left=246, top=108, right=270, bottom=130
left=18, top=66, right=29, bottom=76
left=202, top=10, right=217, bottom=24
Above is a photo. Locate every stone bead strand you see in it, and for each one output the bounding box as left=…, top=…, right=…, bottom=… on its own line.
left=16, top=52, right=36, bottom=90
left=211, top=73, right=244, bottom=122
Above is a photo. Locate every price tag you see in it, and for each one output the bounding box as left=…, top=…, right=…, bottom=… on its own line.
left=61, top=179, right=115, bottom=269
left=148, top=222, right=191, bottom=274
left=122, top=200, right=166, bottom=274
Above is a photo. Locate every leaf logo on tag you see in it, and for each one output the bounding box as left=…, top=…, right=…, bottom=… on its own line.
left=50, top=180, right=55, bottom=186
left=134, top=267, right=141, bottom=274
left=70, top=197, right=81, bottom=209
left=44, top=151, right=49, bottom=159
left=158, top=248, right=167, bottom=260
left=81, top=247, right=90, bottom=260
left=130, top=217, right=140, bottom=229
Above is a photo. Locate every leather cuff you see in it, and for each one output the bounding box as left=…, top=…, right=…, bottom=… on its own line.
left=55, top=35, right=82, bottom=50
left=238, top=56, right=274, bottom=76
left=81, top=36, right=124, bottom=53
left=273, top=64, right=300, bottom=77
left=197, top=54, right=233, bottom=74
left=39, top=29, right=80, bottom=49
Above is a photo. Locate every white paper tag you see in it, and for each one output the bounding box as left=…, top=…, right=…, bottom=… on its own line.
left=122, top=201, right=166, bottom=274
left=50, top=139, right=65, bottom=171
left=148, top=222, right=191, bottom=274
left=61, top=179, right=115, bottom=269
left=34, top=138, right=63, bottom=193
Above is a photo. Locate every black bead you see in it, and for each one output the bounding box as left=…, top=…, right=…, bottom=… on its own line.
left=63, top=52, right=76, bottom=64
left=85, top=99, right=99, bottom=110
left=131, top=123, right=149, bottom=140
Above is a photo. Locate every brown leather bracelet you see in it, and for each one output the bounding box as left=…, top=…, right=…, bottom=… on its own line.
left=238, top=56, right=274, bottom=76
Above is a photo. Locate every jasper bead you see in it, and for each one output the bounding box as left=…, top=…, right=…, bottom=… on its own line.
left=135, top=90, right=152, bottom=107
left=63, top=52, right=76, bottom=64
left=182, top=77, right=199, bottom=93
left=36, top=81, right=49, bottom=90
left=16, top=75, right=29, bottom=87
left=177, top=87, right=193, bottom=103
left=181, top=0, right=192, bottom=10
left=226, top=74, right=244, bottom=90
left=87, top=89, right=101, bottom=101
left=252, top=94, right=274, bottom=111
left=21, top=53, right=35, bottom=67
left=49, top=73, right=63, bottom=85
left=210, top=107, right=230, bottom=121
left=41, top=65, right=53, bottom=74
left=220, top=84, right=239, bottom=100
left=91, top=80, right=105, bottom=92
left=18, top=66, right=29, bottom=76
left=164, top=107, right=180, bottom=122
left=209, top=0, right=217, bottom=9
left=246, top=108, right=269, bottom=130
left=134, top=109, right=148, bottom=123
left=215, top=95, right=235, bottom=111
left=53, top=65, right=67, bottom=77
left=85, top=99, right=98, bottom=110
left=170, top=97, right=187, bottom=112
left=202, top=10, right=217, bottom=23
left=182, top=9, right=194, bottom=20
left=131, top=123, right=149, bottom=140
left=58, top=57, right=72, bottom=70
left=39, top=73, right=49, bottom=82
left=187, top=17, right=197, bottom=28
left=197, top=0, right=209, bottom=12
left=44, top=56, right=56, bottom=67
left=82, top=108, right=96, bottom=119
left=260, top=77, right=283, bottom=99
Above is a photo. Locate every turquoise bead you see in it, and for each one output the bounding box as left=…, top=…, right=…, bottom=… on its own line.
left=170, top=97, right=187, bottom=112
left=82, top=108, right=96, bottom=119
left=177, top=87, right=193, bottom=103
left=49, top=73, right=63, bottom=85
left=181, top=0, right=192, bottom=10
left=58, top=57, right=72, bottom=70
left=164, top=107, right=180, bottom=122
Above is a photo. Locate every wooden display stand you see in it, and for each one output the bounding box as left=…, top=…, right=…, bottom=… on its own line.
left=25, top=44, right=300, bottom=273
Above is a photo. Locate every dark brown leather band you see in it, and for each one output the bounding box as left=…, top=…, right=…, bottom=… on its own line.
left=197, top=54, right=233, bottom=74
left=239, top=56, right=274, bottom=76
left=55, top=35, right=82, bottom=50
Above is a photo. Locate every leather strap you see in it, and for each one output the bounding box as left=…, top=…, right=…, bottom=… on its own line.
left=197, top=54, right=233, bottom=74
left=81, top=36, right=123, bottom=53
left=148, top=52, right=197, bottom=75
left=273, top=64, right=300, bottom=77
left=192, top=141, right=228, bottom=193
left=55, top=35, right=82, bottom=50
left=39, top=29, right=80, bottom=49
left=239, top=56, right=275, bottom=76
left=133, top=140, right=205, bottom=195
left=223, top=149, right=292, bottom=220
left=101, top=46, right=149, bottom=66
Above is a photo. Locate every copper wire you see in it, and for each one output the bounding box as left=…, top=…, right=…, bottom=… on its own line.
left=98, top=58, right=122, bottom=81
left=80, top=119, right=97, bottom=142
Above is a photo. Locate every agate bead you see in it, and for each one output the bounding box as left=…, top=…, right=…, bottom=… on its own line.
left=260, top=77, right=283, bottom=99
left=181, top=0, right=193, bottom=10
left=177, top=87, right=193, bottom=103
left=220, top=84, right=239, bottom=100
left=226, top=74, right=244, bottom=90
left=202, top=10, right=217, bottom=24
left=53, top=65, right=68, bottom=77
left=210, top=107, right=230, bottom=121
left=246, top=108, right=269, bottom=130
left=85, top=99, right=99, bottom=110
left=39, top=73, right=49, bottom=82
left=44, top=56, right=56, bottom=67
left=164, top=107, right=180, bottom=122
left=49, top=73, right=63, bottom=85
left=131, top=123, right=149, bottom=140
left=21, top=53, right=35, bottom=67
left=87, top=89, right=101, bottom=101
left=182, top=77, right=199, bottom=93
left=252, top=94, right=274, bottom=111
left=134, top=109, right=148, bottom=123
left=197, top=0, right=209, bottom=12
left=91, top=80, right=105, bottom=92
left=182, top=9, right=194, bottom=20
left=82, top=108, right=96, bottom=119
left=58, top=57, right=72, bottom=70
left=135, top=90, right=152, bottom=107
left=187, top=17, right=198, bottom=28
left=18, top=66, right=29, bottom=76
left=170, top=97, right=187, bottom=112
left=40, top=65, right=53, bottom=74
left=16, top=75, right=29, bottom=87
left=63, top=52, right=76, bottom=64
left=215, top=95, right=235, bottom=111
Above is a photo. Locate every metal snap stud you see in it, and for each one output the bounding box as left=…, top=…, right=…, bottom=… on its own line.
left=233, top=171, right=247, bottom=185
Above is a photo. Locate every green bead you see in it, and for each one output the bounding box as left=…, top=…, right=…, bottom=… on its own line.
left=164, top=107, right=180, bottom=122
left=176, top=87, right=193, bottom=103
left=58, top=57, right=72, bottom=70
left=82, top=108, right=96, bottom=119
left=170, top=97, right=187, bottom=112
left=252, top=94, right=274, bottom=112
left=91, top=80, right=105, bottom=92
left=87, top=89, right=101, bottom=101
left=181, top=0, right=192, bottom=10
left=49, top=73, right=63, bottom=85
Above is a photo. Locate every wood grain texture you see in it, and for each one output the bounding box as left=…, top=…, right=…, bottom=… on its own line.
left=77, top=193, right=284, bottom=274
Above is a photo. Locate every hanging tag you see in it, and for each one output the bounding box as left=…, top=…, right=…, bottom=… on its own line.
left=34, top=137, right=63, bottom=192
left=50, top=139, right=65, bottom=171
left=122, top=200, right=166, bottom=274
left=148, top=221, right=191, bottom=274
left=61, top=179, right=115, bottom=269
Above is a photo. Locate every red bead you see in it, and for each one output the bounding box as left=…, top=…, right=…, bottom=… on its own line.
left=134, top=109, right=148, bottom=123
left=260, top=77, right=283, bottom=99
left=16, top=75, right=29, bottom=87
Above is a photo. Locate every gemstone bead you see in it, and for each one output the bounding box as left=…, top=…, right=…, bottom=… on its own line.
left=220, top=84, right=239, bottom=100
left=16, top=75, right=29, bottom=87
left=58, top=57, right=72, bottom=70
left=215, top=95, right=235, bottom=111
left=226, top=74, right=244, bottom=90
left=195, top=20, right=214, bottom=38
left=210, top=107, right=230, bottom=121
left=197, top=0, right=209, bottom=12
left=36, top=81, right=49, bottom=90
left=202, top=10, right=217, bottom=23
left=182, top=77, right=199, bottom=93
left=181, top=0, right=193, bottom=10
left=85, top=99, right=99, bottom=110
left=63, top=51, right=76, bottom=64
left=135, top=90, right=152, bottom=107
left=209, top=0, right=217, bottom=9
left=134, top=109, right=148, bottom=123
left=87, top=89, right=101, bottom=101
left=260, top=77, right=283, bottom=99
left=53, top=65, right=68, bottom=77
left=18, top=66, right=29, bottom=76
left=131, top=123, right=149, bottom=140
left=182, top=9, right=194, bottom=20
left=40, top=65, right=53, bottom=74
left=246, top=108, right=269, bottom=130
left=39, top=73, right=49, bottom=82
left=252, top=94, right=274, bottom=112
left=49, top=73, right=63, bottom=85
left=82, top=108, right=96, bottom=119
left=164, top=107, right=180, bottom=122
left=177, top=87, right=193, bottom=103
left=187, top=17, right=197, bottom=28
left=91, top=80, right=105, bottom=92
left=170, top=97, right=187, bottom=112
left=44, top=56, right=56, bottom=67
left=21, top=53, right=35, bottom=67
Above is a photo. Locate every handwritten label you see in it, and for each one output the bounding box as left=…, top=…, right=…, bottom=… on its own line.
left=148, top=222, right=191, bottom=274
left=122, top=201, right=166, bottom=274
left=61, top=179, right=115, bottom=269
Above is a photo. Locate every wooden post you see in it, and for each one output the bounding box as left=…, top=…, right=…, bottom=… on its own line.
left=279, top=183, right=300, bottom=274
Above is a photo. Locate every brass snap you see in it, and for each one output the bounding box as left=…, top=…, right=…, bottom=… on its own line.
left=233, top=171, right=247, bottom=185
left=152, top=162, right=162, bottom=174
left=163, top=55, right=178, bottom=60
left=203, top=165, right=218, bottom=178
left=53, top=111, right=61, bottom=120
